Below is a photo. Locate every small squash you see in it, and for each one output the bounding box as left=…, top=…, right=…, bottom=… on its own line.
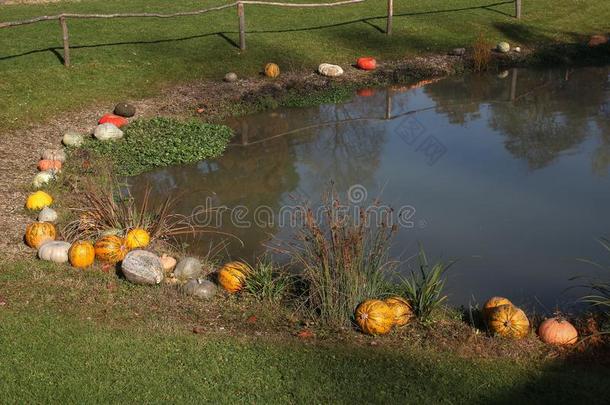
left=537, top=317, right=578, bottom=345
left=25, top=191, right=53, bottom=211
left=264, top=63, right=280, bottom=78
left=38, top=241, right=71, bottom=263
left=25, top=222, right=56, bottom=248
left=125, top=228, right=150, bottom=249
left=37, top=159, right=62, bottom=172
left=32, top=171, right=56, bottom=188
left=357, top=88, right=375, bottom=97
left=483, top=296, right=513, bottom=320
left=41, top=149, right=66, bottom=163
left=488, top=304, right=530, bottom=339
left=356, top=57, right=377, bottom=71
left=218, top=261, right=251, bottom=293
left=160, top=254, right=177, bottom=273
left=94, top=235, right=128, bottom=264
left=98, top=113, right=129, bottom=128
left=384, top=296, right=412, bottom=327
left=69, top=241, right=95, bottom=268
left=355, top=299, right=394, bottom=335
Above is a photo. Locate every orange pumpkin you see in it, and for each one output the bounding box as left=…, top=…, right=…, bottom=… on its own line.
left=264, top=63, right=280, bottom=78
left=69, top=241, right=95, bottom=268
left=94, top=235, right=128, bottom=264
left=483, top=296, right=513, bottom=320
left=98, top=113, right=128, bottom=128
left=355, top=299, right=394, bottom=335
left=538, top=317, right=578, bottom=345
left=384, top=296, right=412, bottom=327
left=357, top=88, right=376, bottom=97
left=125, top=228, right=150, bottom=249
left=37, top=159, right=62, bottom=172
left=356, top=57, right=377, bottom=71
left=25, top=222, right=56, bottom=248
left=488, top=304, right=530, bottom=339
left=218, top=261, right=251, bottom=293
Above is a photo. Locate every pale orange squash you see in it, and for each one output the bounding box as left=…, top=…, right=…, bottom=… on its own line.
left=355, top=299, right=394, bottom=335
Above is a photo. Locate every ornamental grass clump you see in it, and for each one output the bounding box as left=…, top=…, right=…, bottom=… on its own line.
left=244, top=258, right=294, bottom=304
left=288, top=187, right=397, bottom=329
left=472, top=32, right=492, bottom=72
left=575, top=237, right=610, bottom=316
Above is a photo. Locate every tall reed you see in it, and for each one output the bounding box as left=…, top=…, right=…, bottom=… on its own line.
left=472, top=32, right=492, bottom=72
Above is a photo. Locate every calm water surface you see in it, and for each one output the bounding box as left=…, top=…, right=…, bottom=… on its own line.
left=131, top=67, right=610, bottom=308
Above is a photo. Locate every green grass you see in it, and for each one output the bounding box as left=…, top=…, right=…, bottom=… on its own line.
left=81, top=117, right=233, bottom=176
left=0, top=311, right=609, bottom=403
left=1, top=0, right=608, bottom=131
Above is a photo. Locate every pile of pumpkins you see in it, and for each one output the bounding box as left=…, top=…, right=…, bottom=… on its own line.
left=355, top=297, right=412, bottom=335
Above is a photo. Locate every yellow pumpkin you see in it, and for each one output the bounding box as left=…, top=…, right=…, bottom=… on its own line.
left=488, top=304, right=530, bottom=339
left=125, top=228, right=150, bottom=249
left=264, top=63, right=280, bottom=78
left=537, top=317, right=578, bottom=345
left=25, top=222, right=56, bottom=248
left=69, top=241, right=95, bottom=268
left=483, top=296, right=513, bottom=320
left=384, top=296, right=412, bottom=327
left=25, top=191, right=53, bottom=211
left=94, top=235, right=128, bottom=264
left=218, top=261, right=251, bottom=293
left=355, top=299, right=394, bottom=335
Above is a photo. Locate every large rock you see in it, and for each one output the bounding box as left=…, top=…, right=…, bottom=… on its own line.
left=94, top=123, right=123, bottom=141
left=121, top=250, right=163, bottom=285
left=38, top=207, right=58, bottom=223
left=182, top=278, right=217, bottom=300
left=318, top=63, right=344, bottom=77
left=62, top=131, right=85, bottom=147
left=114, top=102, right=136, bottom=118
left=173, top=257, right=203, bottom=280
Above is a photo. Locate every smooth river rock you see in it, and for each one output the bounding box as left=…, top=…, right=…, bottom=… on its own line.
left=114, top=102, right=136, bottom=118
left=94, top=123, right=123, bottom=141
left=121, top=250, right=163, bottom=285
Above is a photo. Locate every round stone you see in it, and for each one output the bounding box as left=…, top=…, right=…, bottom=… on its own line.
left=94, top=123, right=123, bottom=141
left=114, top=102, right=136, bottom=118
left=224, top=72, right=238, bottom=82
left=182, top=278, right=217, bottom=300
left=38, top=207, right=58, bottom=223
left=174, top=257, right=202, bottom=280
left=121, top=250, right=164, bottom=285
left=62, top=131, right=85, bottom=147
left=318, top=63, right=344, bottom=77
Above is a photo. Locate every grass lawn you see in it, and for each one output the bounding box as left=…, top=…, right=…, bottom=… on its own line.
left=0, top=0, right=608, bottom=131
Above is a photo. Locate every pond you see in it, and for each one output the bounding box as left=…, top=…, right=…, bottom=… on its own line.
left=131, top=67, right=610, bottom=309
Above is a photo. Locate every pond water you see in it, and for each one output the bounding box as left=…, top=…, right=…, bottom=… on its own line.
left=131, top=67, right=610, bottom=309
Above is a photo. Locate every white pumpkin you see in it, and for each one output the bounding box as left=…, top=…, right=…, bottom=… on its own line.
left=38, top=241, right=71, bottom=263
left=38, top=207, right=58, bottom=223
left=41, top=149, right=66, bottom=162
left=94, top=123, right=123, bottom=141
left=62, top=131, right=85, bottom=147
left=318, top=63, right=344, bottom=77
left=32, top=171, right=56, bottom=188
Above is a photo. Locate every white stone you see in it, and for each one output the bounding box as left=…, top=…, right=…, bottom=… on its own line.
left=121, top=250, right=164, bottom=285
left=514, top=46, right=521, bottom=53
left=94, top=123, right=123, bottom=141
left=318, top=63, right=344, bottom=77
left=38, top=207, right=58, bottom=223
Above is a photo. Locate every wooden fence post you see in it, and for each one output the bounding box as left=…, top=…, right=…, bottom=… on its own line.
left=515, top=0, right=521, bottom=19
left=237, top=2, right=246, bottom=50
left=386, top=0, right=393, bottom=35
left=59, top=15, right=70, bottom=67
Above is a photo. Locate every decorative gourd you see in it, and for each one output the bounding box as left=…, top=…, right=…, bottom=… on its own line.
left=357, top=88, right=375, bottom=97
left=125, top=228, right=150, bottom=249
left=62, top=131, right=85, bottom=147
left=218, top=261, right=251, bottom=293
left=37, top=159, right=62, bottom=172
left=483, top=296, right=513, bottom=320
left=488, top=304, right=530, bottom=339
left=69, top=241, right=95, bottom=268
left=356, top=57, right=377, bottom=71
left=496, top=42, right=510, bottom=53
left=264, top=63, right=280, bottom=78
left=94, top=235, right=128, bottom=264
left=384, top=296, right=412, bottom=327
left=160, top=254, right=177, bottom=273
left=41, top=149, right=66, bottom=162
left=93, top=123, right=124, bottom=141
left=38, top=241, right=71, bottom=263
left=537, top=317, right=578, bottom=345
left=98, top=113, right=129, bottom=128
left=174, top=257, right=203, bottom=280
left=25, top=222, right=56, bottom=248
left=33, top=171, right=56, bottom=188
left=318, top=63, right=344, bottom=77
left=355, top=299, right=394, bottom=335
left=114, top=102, right=136, bottom=118
left=121, top=250, right=163, bottom=285
left=38, top=207, right=58, bottom=223
left=25, top=191, right=53, bottom=211
left=183, top=278, right=217, bottom=300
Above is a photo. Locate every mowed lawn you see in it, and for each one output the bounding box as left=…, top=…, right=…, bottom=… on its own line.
left=0, top=0, right=608, bottom=130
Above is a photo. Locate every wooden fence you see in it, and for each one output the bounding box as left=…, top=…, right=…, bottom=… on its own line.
left=0, top=0, right=522, bottom=67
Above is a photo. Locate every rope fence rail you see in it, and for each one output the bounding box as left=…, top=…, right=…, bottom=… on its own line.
left=0, top=0, right=522, bottom=67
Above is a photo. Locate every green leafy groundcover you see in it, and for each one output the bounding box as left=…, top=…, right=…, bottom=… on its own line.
left=85, top=117, right=233, bottom=176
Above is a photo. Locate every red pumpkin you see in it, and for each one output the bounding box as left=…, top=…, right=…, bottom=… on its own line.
left=99, top=113, right=128, bottom=128
left=356, top=57, right=377, bottom=71
left=357, top=88, right=375, bottom=97
left=37, top=159, right=62, bottom=172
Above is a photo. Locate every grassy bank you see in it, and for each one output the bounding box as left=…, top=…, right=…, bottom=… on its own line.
left=1, top=0, right=608, bottom=131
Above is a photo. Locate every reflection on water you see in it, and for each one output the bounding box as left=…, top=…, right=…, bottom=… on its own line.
left=131, top=67, right=610, bottom=308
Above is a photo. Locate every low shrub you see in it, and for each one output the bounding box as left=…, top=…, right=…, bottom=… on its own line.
left=84, top=117, right=233, bottom=176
